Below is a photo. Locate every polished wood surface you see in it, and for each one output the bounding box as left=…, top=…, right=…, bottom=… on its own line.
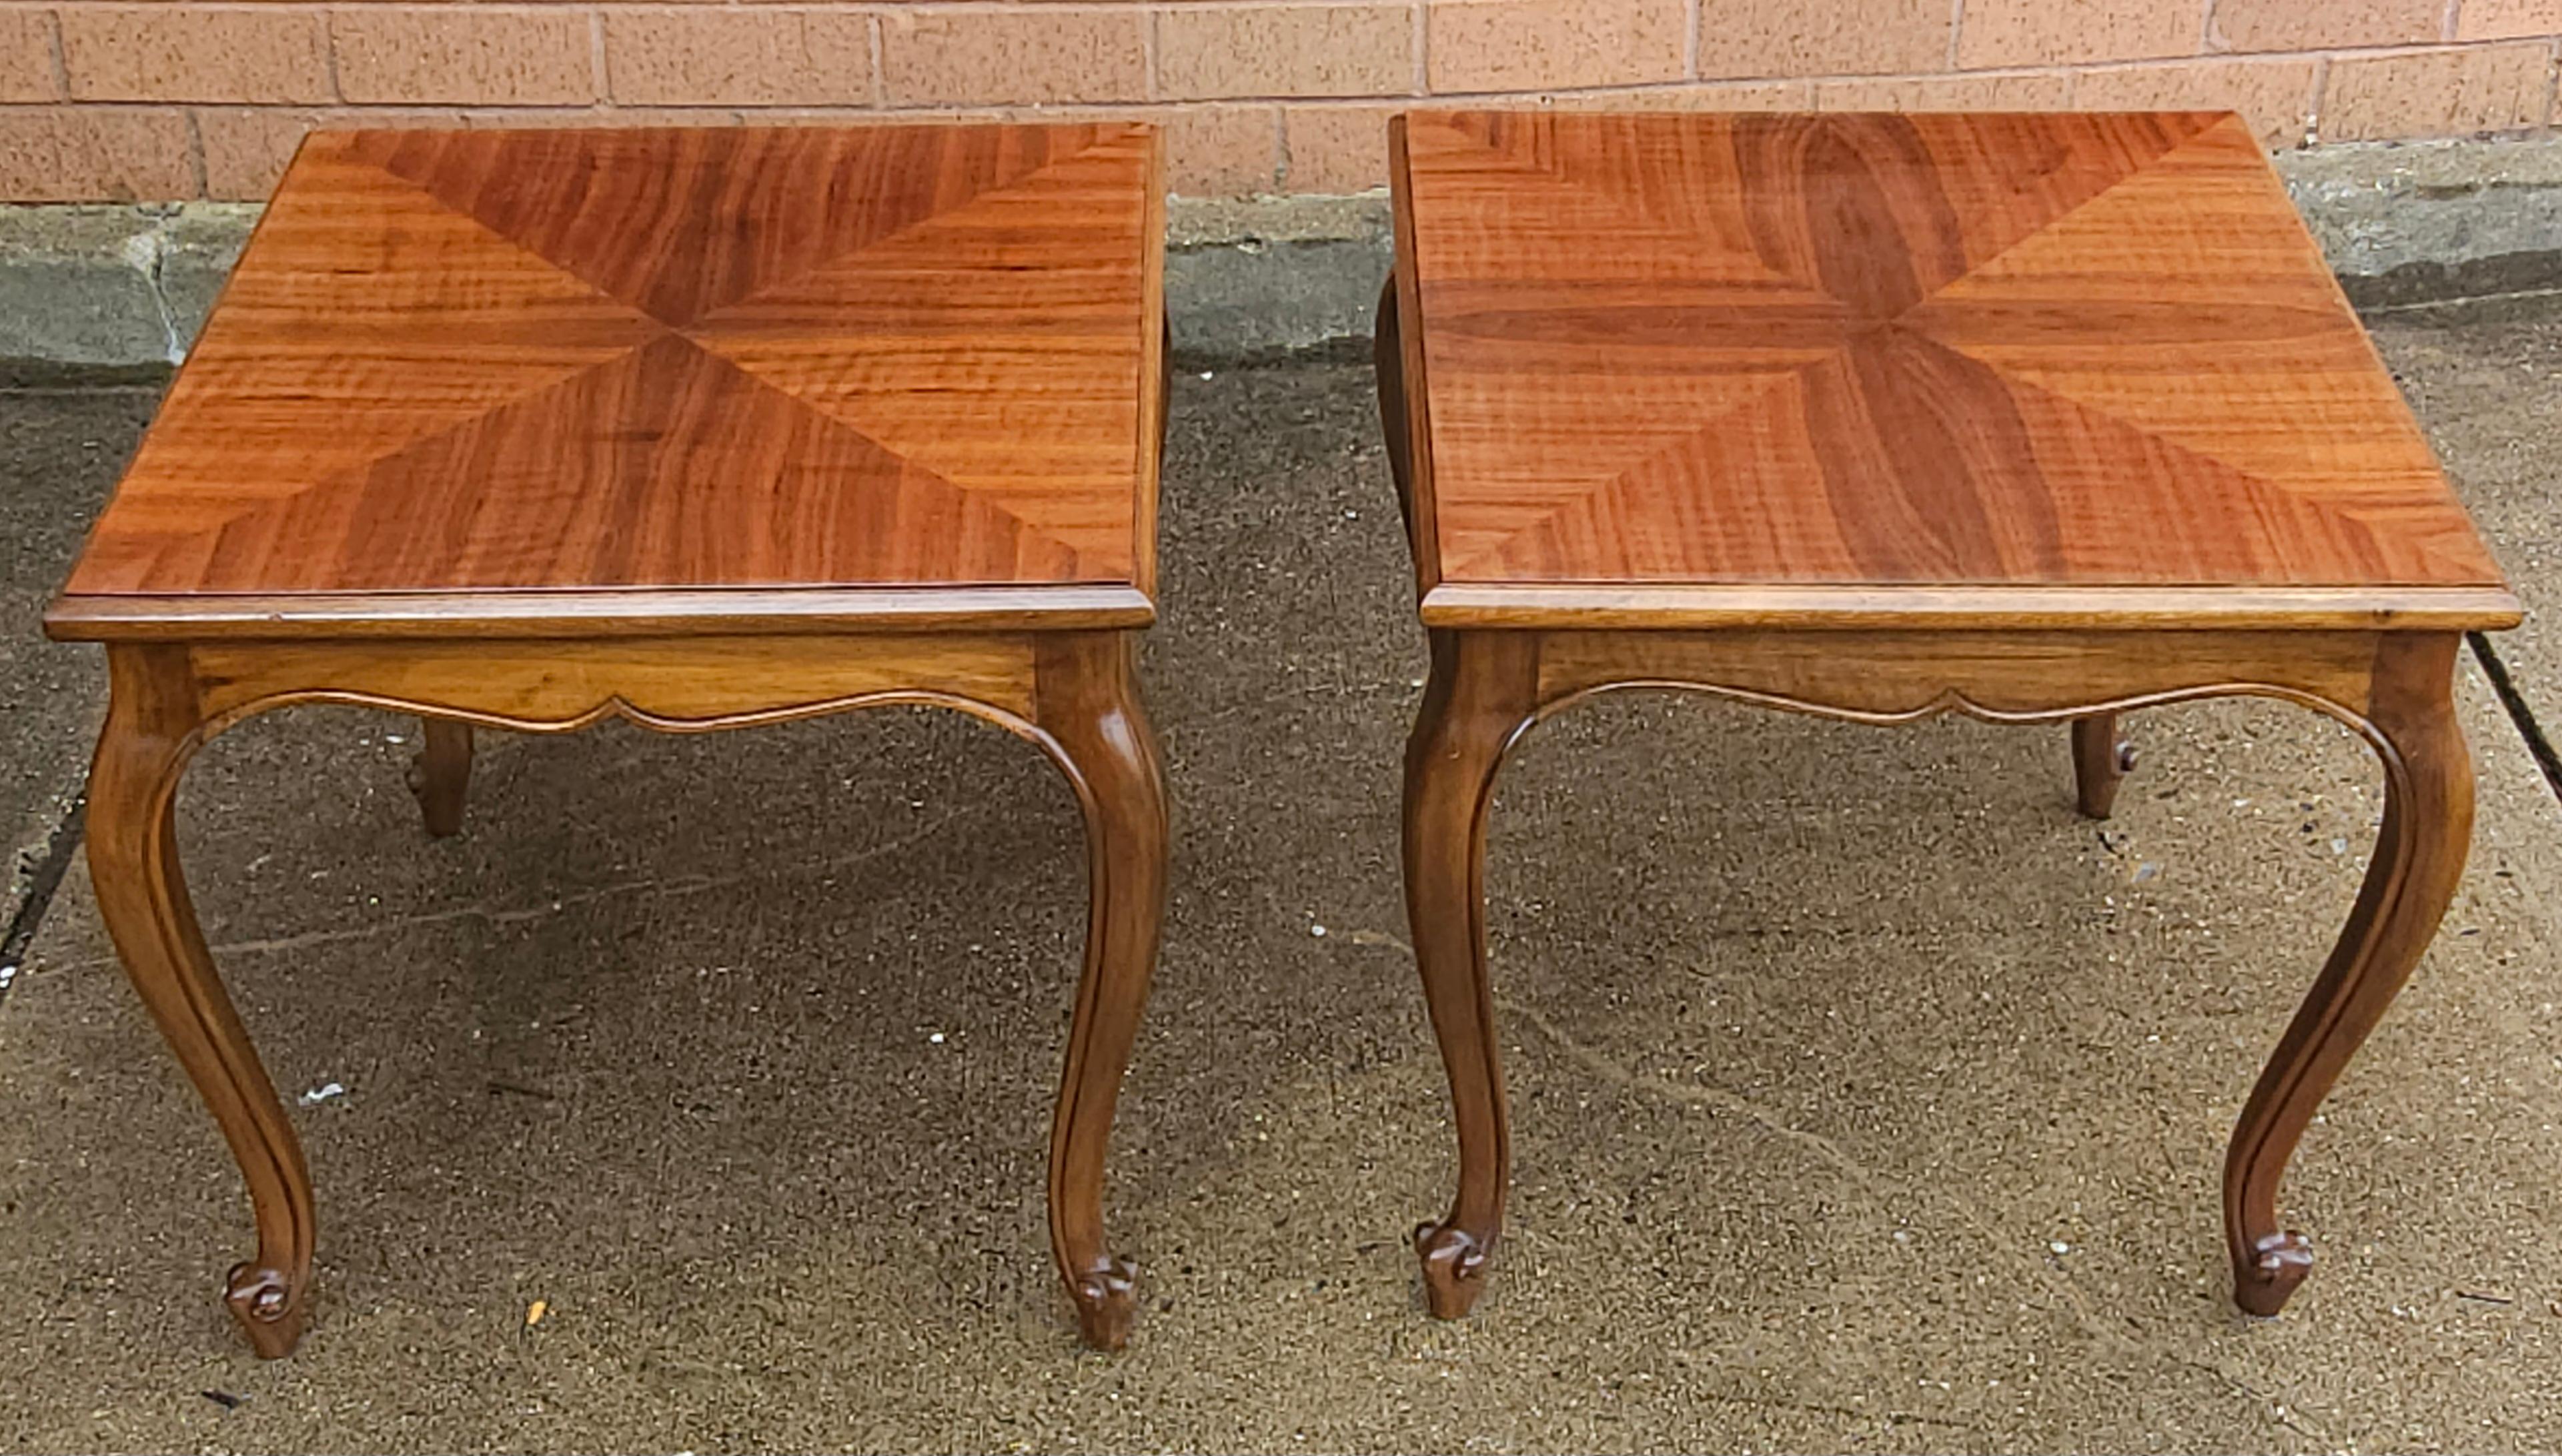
left=55, top=123, right=1163, bottom=636
left=1391, top=110, right=2515, bottom=630
left=1381, top=110, right=2505, bottom=1327
left=57, top=121, right=1169, bottom=1358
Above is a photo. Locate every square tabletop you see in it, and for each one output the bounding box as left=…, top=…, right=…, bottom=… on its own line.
left=47, top=123, right=1165, bottom=641
left=1388, top=109, right=2518, bottom=631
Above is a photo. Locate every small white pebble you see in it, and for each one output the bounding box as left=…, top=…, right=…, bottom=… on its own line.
left=1311, top=924, right=1328, bottom=937
left=928, top=1032, right=946, bottom=1044
left=2050, top=1241, right=2070, bottom=1255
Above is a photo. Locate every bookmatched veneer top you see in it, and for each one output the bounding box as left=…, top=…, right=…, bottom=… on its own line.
left=49, top=123, right=1165, bottom=640
left=1389, top=109, right=2517, bottom=630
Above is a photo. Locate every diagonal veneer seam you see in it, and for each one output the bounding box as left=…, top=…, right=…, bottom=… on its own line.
left=689, top=125, right=1152, bottom=325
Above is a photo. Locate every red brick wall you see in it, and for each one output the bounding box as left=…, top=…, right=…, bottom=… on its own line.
left=2, top=1, right=2557, bottom=201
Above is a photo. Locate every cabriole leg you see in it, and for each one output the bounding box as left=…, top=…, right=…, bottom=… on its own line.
left=2070, top=712, right=2132, bottom=819
left=86, top=644, right=315, bottom=1357
left=407, top=718, right=472, bottom=838
left=2226, top=633, right=2473, bottom=1314
left=1404, top=629, right=1539, bottom=1319
left=1034, top=632, right=1168, bottom=1350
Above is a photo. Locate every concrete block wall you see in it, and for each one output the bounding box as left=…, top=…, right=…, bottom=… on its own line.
left=0, top=1, right=2558, bottom=201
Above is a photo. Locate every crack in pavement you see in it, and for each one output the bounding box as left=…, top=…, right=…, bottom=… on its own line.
left=0, top=794, right=85, bottom=1006
left=25, top=802, right=978, bottom=976
left=1498, top=995, right=2339, bottom=1450
left=1688, top=1385, right=1992, bottom=1437
left=2471, top=632, right=2562, bottom=804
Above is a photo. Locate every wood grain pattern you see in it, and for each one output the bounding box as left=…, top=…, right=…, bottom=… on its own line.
left=1383, top=119, right=2501, bottom=1323
left=1393, top=110, right=2513, bottom=623
left=54, top=123, right=1163, bottom=630
left=57, top=121, right=1172, bottom=1361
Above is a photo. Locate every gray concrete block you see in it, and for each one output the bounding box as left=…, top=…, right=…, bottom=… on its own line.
left=0, top=206, right=177, bottom=368
left=1169, top=235, right=1391, bottom=363
left=2282, top=136, right=2562, bottom=308
left=157, top=203, right=257, bottom=345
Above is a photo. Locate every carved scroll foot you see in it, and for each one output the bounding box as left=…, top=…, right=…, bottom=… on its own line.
left=406, top=718, right=472, bottom=838
left=1404, top=630, right=1538, bottom=1321
left=2224, top=634, right=2473, bottom=1316
left=1414, top=1221, right=1493, bottom=1319
left=2071, top=713, right=2133, bottom=819
left=2232, top=1231, right=2315, bottom=1316
left=1068, top=1255, right=1139, bottom=1351
left=1035, top=634, right=1167, bottom=1352
left=88, top=644, right=316, bottom=1359
left=224, top=1261, right=309, bottom=1357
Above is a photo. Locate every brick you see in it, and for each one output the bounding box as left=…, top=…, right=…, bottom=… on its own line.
left=880, top=9, right=1145, bottom=105
left=1957, top=0, right=2200, bottom=68
left=2458, top=0, right=2562, bottom=41
left=1695, top=0, right=1954, bottom=81
left=333, top=9, right=595, bottom=106
left=2321, top=41, right=2555, bottom=139
left=1816, top=71, right=2076, bottom=110
left=63, top=6, right=331, bottom=104
left=1564, top=79, right=1812, bottom=108
left=0, top=106, right=195, bottom=201
left=2072, top=55, right=2318, bottom=145
left=1428, top=0, right=1686, bottom=93
left=1167, top=105, right=1282, bottom=196
left=460, top=107, right=741, bottom=130
left=2210, top=0, right=2443, bottom=52
left=196, top=105, right=313, bottom=200
left=1283, top=105, right=1391, bottom=193
left=1160, top=5, right=1412, bottom=100
left=0, top=11, right=60, bottom=103
left=607, top=9, right=872, bottom=107
left=197, top=106, right=474, bottom=201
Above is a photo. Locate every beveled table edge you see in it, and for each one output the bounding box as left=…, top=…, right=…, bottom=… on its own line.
left=43, top=584, right=1159, bottom=642
left=1417, top=583, right=2524, bottom=632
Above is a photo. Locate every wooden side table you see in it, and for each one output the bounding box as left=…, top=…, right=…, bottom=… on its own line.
left=45, top=124, right=1171, bottom=1355
left=1377, top=110, right=2520, bottom=1321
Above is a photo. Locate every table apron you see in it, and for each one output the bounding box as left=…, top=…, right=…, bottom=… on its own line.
left=169, top=633, right=1043, bottom=738
left=1528, top=627, right=2394, bottom=726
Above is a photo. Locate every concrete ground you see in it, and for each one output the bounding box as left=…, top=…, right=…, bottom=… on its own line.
left=2, top=315, right=2561, bottom=1451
